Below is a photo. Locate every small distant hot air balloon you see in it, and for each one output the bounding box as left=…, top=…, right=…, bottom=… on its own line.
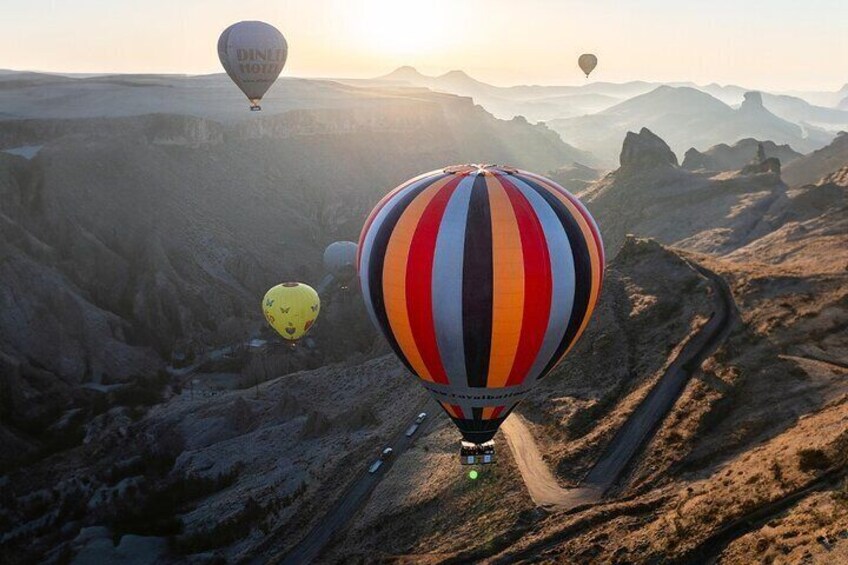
left=323, top=241, right=359, bottom=281
left=578, top=53, right=598, bottom=78
left=262, top=282, right=320, bottom=342
left=218, top=21, right=288, bottom=111
left=358, top=165, right=604, bottom=460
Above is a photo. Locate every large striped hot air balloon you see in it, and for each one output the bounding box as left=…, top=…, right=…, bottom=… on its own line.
left=358, top=165, right=604, bottom=448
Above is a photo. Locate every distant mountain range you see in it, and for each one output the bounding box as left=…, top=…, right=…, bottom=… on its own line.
left=363, top=67, right=848, bottom=124
left=3, top=66, right=846, bottom=171
left=548, top=89, right=836, bottom=165
left=346, top=67, right=848, bottom=166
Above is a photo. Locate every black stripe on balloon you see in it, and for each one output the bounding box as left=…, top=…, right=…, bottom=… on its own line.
left=499, top=402, right=521, bottom=421
left=462, top=174, right=493, bottom=388
left=472, top=407, right=483, bottom=421
left=454, top=411, right=514, bottom=444
left=517, top=175, right=593, bottom=379
left=367, top=175, right=446, bottom=376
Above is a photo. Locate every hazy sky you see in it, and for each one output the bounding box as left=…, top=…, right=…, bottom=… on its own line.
left=1, top=0, right=846, bottom=91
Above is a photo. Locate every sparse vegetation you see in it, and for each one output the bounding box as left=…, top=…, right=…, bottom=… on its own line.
left=107, top=467, right=241, bottom=538
left=771, top=461, right=785, bottom=485
left=797, top=449, right=831, bottom=473
left=173, top=496, right=266, bottom=554
left=565, top=374, right=634, bottom=440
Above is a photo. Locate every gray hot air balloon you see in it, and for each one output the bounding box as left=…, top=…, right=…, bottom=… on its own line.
left=218, top=21, right=288, bottom=111
left=323, top=241, right=358, bottom=281
left=578, top=53, right=598, bottom=78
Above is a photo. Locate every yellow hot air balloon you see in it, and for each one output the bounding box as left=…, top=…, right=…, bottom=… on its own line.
left=578, top=53, right=598, bottom=78
left=262, top=282, right=320, bottom=342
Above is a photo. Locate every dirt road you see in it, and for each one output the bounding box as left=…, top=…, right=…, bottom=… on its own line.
left=502, top=262, right=736, bottom=509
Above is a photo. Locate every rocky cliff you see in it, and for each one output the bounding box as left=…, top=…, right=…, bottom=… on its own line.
left=682, top=138, right=801, bottom=172
left=581, top=128, right=793, bottom=255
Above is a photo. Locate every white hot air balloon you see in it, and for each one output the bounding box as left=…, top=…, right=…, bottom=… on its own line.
left=323, top=241, right=358, bottom=280
left=218, top=21, right=288, bottom=111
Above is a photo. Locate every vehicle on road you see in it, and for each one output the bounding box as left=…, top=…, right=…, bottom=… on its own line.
left=368, top=460, right=382, bottom=474
left=406, top=412, right=428, bottom=437
left=380, top=447, right=393, bottom=460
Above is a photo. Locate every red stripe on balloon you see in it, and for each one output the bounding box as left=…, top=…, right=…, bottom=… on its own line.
left=451, top=404, right=465, bottom=419
left=405, top=178, right=461, bottom=385
left=356, top=172, right=443, bottom=272
left=501, top=179, right=553, bottom=387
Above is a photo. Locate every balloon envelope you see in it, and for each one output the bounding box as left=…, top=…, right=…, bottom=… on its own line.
left=578, top=53, right=598, bottom=77
left=323, top=241, right=359, bottom=279
left=358, top=165, right=604, bottom=444
left=218, top=21, right=287, bottom=109
left=262, top=282, right=320, bottom=341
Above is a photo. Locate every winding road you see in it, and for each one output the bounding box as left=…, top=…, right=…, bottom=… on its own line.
left=253, top=261, right=737, bottom=562
left=501, top=262, right=736, bottom=509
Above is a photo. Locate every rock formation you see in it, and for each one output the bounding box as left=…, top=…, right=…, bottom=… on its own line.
left=618, top=127, right=678, bottom=173
left=739, top=91, right=766, bottom=114
left=682, top=138, right=801, bottom=172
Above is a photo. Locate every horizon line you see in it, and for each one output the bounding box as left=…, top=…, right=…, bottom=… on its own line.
left=2, top=65, right=846, bottom=95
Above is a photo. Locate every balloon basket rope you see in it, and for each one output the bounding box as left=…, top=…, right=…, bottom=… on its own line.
left=459, top=440, right=496, bottom=465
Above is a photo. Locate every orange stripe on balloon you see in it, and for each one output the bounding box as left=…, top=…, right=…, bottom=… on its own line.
left=382, top=176, right=453, bottom=382
left=357, top=170, right=439, bottom=271
left=500, top=178, right=553, bottom=387
left=484, top=175, right=525, bottom=388
left=405, top=177, right=461, bottom=385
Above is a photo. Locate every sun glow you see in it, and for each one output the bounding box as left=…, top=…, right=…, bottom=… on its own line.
left=353, top=0, right=456, bottom=56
